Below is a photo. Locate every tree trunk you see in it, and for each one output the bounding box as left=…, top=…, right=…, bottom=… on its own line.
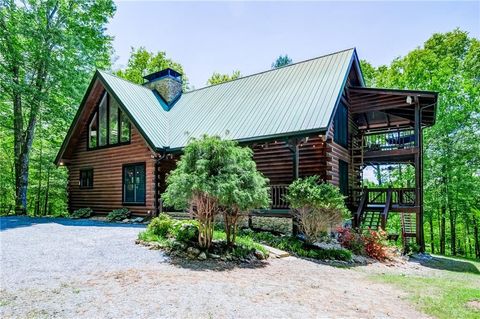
left=449, top=206, right=456, bottom=256
left=440, top=206, right=446, bottom=255
left=429, top=212, right=435, bottom=254
left=43, top=167, right=50, bottom=215
left=473, top=216, right=480, bottom=259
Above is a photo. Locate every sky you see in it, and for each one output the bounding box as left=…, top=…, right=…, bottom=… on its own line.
left=107, top=1, right=480, bottom=89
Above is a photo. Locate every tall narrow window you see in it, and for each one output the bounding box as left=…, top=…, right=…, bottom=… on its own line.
left=98, top=94, right=107, bottom=146
left=120, top=110, right=130, bottom=143
left=109, top=97, right=119, bottom=144
left=88, top=112, right=98, bottom=148
left=123, top=163, right=145, bottom=204
left=334, top=102, right=348, bottom=148
left=339, top=160, right=348, bottom=197
left=79, top=169, right=93, bottom=188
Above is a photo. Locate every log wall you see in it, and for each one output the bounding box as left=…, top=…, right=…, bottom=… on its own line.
left=67, top=125, right=156, bottom=215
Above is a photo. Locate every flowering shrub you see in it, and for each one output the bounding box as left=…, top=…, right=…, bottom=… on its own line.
left=337, top=227, right=365, bottom=255
left=363, top=228, right=390, bottom=261
left=337, top=227, right=391, bottom=261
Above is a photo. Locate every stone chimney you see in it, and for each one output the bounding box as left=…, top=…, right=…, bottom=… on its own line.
left=143, top=68, right=182, bottom=108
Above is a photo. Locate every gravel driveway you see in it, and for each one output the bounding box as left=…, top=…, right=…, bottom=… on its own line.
left=0, top=216, right=428, bottom=319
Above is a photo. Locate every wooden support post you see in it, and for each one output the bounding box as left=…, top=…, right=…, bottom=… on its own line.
left=286, top=137, right=302, bottom=235
left=414, top=100, right=425, bottom=251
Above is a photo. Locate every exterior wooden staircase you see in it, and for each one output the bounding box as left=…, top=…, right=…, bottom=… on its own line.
left=354, top=188, right=418, bottom=249
left=401, top=212, right=417, bottom=246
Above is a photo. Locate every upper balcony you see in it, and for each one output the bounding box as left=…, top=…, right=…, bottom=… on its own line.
left=362, top=129, right=418, bottom=164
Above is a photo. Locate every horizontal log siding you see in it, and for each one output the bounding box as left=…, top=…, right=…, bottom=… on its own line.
left=67, top=125, right=156, bottom=215
left=252, top=136, right=328, bottom=184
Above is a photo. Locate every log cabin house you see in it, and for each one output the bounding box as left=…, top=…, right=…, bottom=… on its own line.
left=55, top=48, right=437, bottom=249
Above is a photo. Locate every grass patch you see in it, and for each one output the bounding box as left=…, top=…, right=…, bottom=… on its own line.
left=372, top=256, right=480, bottom=319
left=213, top=230, right=267, bottom=255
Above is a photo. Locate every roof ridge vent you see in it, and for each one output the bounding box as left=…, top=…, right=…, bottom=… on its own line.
left=143, top=68, right=182, bottom=109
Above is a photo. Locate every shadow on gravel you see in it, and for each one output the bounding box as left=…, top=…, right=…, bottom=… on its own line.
left=0, top=215, right=146, bottom=231
left=413, top=255, right=480, bottom=275
left=170, top=257, right=269, bottom=272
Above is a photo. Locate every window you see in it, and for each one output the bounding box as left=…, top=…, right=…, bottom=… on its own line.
left=123, top=163, right=145, bottom=204
left=79, top=169, right=93, bottom=188
left=334, top=102, right=348, bottom=148
left=109, top=97, right=119, bottom=144
left=88, top=92, right=131, bottom=149
left=120, top=109, right=130, bottom=143
left=88, top=113, right=98, bottom=148
left=339, top=160, right=348, bottom=197
left=98, top=94, right=107, bottom=146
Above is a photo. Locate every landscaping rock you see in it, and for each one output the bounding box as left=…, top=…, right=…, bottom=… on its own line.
left=254, top=250, right=266, bottom=260
left=148, top=242, right=162, bottom=250
left=171, top=240, right=187, bottom=251
left=209, top=253, right=220, bottom=259
left=131, top=217, right=144, bottom=223
left=197, top=252, right=207, bottom=261
left=353, top=254, right=368, bottom=265
left=186, top=247, right=201, bottom=259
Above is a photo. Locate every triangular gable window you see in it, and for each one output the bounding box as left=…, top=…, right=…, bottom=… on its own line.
left=88, top=92, right=131, bottom=149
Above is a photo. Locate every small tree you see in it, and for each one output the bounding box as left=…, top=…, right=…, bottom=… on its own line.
left=271, top=55, right=293, bottom=69
left=217, top=146, right=269, bottom=246
left=286, top=176, right=349, bottom=243
left=162, top=135, right=268, bottom=249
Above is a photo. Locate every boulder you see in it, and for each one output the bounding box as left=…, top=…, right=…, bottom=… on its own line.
left=186, top=246, right=201, bottom=258
left=197, top=252, right=207, bottom=261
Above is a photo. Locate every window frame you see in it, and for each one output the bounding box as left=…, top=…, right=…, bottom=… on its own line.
left=87, top=91, right=131, bottom=151
left=333, top=101, right=348, bottom=149
left=122, top=162, right=146, bottom=206
left=79, top=168, right=94, bottom=189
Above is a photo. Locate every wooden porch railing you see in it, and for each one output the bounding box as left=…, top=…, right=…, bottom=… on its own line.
left=364, top=129, right=415, bottom=152
left=270, top=184, right=289, bottom=209
left=352, top=187, right=417, bottom=227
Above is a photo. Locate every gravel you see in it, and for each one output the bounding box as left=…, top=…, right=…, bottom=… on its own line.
left=1, top=216, right=428, bottom=319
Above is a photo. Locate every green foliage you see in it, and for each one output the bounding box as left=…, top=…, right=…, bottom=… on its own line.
left=106, top=208, right=130, bottom=222
left=174, top=222, right=200, bottom=243
left=0, top=0, right=115, bottom=214
left=147, top=214, right=174, bottom=237
left=206, top=70, right=241, bottom=85
left=145, top=213, right=199, bottom=243
left=71, top=207, right=93, bottom=219
left=286, top=176, right=349, bottom=243
left=115, top=47, right=188, bottom=90
left=163, top=135, right=269, bottom=248
left=271, top=55, right=293, bottom=69
left=246, top=231, right=352, bottom=262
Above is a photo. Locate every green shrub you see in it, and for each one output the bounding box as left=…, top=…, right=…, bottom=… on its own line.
left=106, top=208, right=130, bottom=221
left=71, top=207, right=92, bottom=219
left=174, top=221, right=199, bottom=243
left=147, top=214, right=174, bottom=237
left=285, top=176, right=349, bottom=243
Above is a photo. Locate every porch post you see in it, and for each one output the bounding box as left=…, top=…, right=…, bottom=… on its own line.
left=414, top=100, right=425, bottom=251
left=286, top=137, right=301, bottom=236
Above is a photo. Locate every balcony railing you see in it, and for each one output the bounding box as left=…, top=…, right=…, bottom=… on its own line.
left=364, top=129, right=415, bottom=152
left=352, top=187, right=416, bottom=207
left=270, top=184, right=289, bottom=209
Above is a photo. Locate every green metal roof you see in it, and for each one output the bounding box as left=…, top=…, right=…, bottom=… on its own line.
left=98, top=48, right=358, bottom=150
